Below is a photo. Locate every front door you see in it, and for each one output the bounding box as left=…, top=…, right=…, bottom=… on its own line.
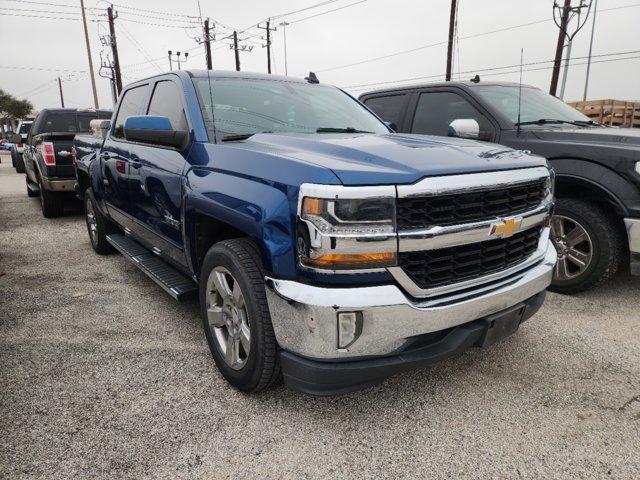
left=128, top=78, right=190, bottom=265
left=100, top=83, right=149, bottom=225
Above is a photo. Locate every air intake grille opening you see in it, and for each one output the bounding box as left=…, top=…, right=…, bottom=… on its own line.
left=398, top=228, right=542, bottom=290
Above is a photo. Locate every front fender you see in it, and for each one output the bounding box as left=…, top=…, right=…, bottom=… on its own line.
left=184, top=167, right=298, bottom=277
left=550, top=158, right=640, bottom=216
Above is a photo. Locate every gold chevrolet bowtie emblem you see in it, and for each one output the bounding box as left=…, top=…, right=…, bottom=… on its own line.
left=489, top=217, right=522, bottom=238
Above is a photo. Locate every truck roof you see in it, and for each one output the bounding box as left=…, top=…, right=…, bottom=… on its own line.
left=359, top=81, right=539, bottom=96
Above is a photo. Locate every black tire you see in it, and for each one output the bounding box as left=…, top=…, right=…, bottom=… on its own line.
left=15, top=153, right=25, bottom=173
left=549, top=198, right=624, bottom=294
left=26, top=177, right=38, bottom=197
left=38, top=177, right=64, bottom=218
left=11, top=149, right=17, bottom=168
left=84, top=188, right=117, bottom=254
left=199, top=238, right=281, bottom=392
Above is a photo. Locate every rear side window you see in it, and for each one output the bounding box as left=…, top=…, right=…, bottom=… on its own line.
left=363, top=94, right=407, bottom=129
left=77, top=113, right=111, bottom=133
left=113, top=85, right=148, bottom=138
left=147, top=81, right=188, bottom=131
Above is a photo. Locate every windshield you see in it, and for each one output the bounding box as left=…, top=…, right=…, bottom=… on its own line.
left=473, top=85, right=592, bottom=125
left=192, top=77, right=388, bottom=139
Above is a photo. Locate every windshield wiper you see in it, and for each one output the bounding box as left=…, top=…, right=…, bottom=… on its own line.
left=220, top=131, right=272, bottom=142
left=515, top=118, right=589, bottom=127
left=316, top=127, right=373, bottom=133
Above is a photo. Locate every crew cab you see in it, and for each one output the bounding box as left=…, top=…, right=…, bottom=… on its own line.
left=12, top=119, right=32, bottom=173
left=360, top=81, right=640, bottom=293
left=23, top=108, right=111, bottom=217
left=74, top=71, right=556, bottom=395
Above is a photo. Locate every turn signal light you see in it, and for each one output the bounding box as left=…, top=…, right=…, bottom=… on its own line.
left=302, top=252, right=396, bottom=269
left=302, top=197, right=324, bottom=215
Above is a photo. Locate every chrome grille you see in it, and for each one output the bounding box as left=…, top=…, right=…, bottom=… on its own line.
left=396, top=179, right=548, bottom=230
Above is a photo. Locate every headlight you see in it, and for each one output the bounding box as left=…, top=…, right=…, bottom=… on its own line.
left=301, top=196, right=395, bottom=234
left=298, top=185, right=397, bottom=271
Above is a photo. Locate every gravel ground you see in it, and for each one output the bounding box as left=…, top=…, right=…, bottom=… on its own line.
left=1, top=158, right=639, bottom=479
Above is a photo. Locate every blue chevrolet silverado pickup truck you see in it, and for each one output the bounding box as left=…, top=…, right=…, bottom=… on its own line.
left=74, top=70, right=556, bottom=395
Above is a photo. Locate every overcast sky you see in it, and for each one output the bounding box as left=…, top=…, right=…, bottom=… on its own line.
left=1, top=0, right=638, bottom=112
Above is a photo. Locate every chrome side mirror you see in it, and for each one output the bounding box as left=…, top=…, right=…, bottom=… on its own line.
left=448, top=119, right=480, bottom=139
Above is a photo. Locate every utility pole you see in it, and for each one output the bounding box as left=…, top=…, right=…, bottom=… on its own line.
left=259, top=21, right=276, bottom=74
left=57, top=77, right=65, bottom=107
left=107, top=5, right=122, bottom=96
left=204, top=18, right=213, bottom=70
left=550, top=0, right=572, bottom=96
left=79, top=0, right=99, bottom=108
left=559, top=39, right=573, bottom=100
left=445, top=0, right=457, bottom=81
left=233, top=31, right=240, bottom=71
left=583, top=0, right=598, bottom=100
left=279, top=21, right=290, bottom=75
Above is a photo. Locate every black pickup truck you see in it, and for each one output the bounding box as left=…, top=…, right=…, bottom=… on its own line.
left=23, top=108, right=111, bottom=217
left=360, top=81, right=640, bottom=293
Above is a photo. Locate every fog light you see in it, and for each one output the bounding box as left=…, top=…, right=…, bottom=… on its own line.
left=337, top=312, right=363, bottom=349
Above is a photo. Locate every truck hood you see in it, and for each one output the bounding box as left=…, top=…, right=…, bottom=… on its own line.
left=232, top=133, right=547, bottom=185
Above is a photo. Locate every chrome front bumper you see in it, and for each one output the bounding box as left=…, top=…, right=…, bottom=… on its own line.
left=266, top=242, right=556, bottom=360
left=624, top=218, right=640, bottom=275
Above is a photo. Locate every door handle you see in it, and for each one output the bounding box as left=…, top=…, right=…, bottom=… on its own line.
left=130, top=159, right=142, bottom=169
left=100, top=151, right=118, bottom=160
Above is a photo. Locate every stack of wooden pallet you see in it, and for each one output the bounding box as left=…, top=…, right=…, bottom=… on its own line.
left=569, top=99, right=640, bottom=128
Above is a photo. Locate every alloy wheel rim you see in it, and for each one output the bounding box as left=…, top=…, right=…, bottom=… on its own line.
left=205, top=266, right=250, bottom=370
left=85, top=198, right=98, bottom=245
left=550, top=214, right=593, bottom=281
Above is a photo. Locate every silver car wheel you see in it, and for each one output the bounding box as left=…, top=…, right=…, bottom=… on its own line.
left=85, top=197, right=98, bottom=245
left=205, top=266, right=250, bottom=370
left=551, top=214, right=593, bottom=281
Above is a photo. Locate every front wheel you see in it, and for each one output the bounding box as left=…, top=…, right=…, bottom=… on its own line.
left=549, top=198, right=624, bottom=294
left=199, top=238, right=281, bottom=392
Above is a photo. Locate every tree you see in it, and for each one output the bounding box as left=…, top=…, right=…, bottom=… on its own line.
left=0, top=89, right=34, bottom=132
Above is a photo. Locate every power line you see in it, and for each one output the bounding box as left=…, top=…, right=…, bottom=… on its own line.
left=315, top=2, right=640, bottom=74
left=0, top=64, right=86, bottom=72
left=344, top=50, right=640, bottom=90
left=287, top=0, right=368, bottom=24
left=0, top=11, right=80, bottom=20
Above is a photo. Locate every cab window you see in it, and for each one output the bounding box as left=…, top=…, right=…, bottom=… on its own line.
left=147, top=81, right=188, bottom=131
left=363, top=94, right=407, bottom=129
left=113, top=85, right=148, bottom=138
left=411, top=91, right=494, bottom=140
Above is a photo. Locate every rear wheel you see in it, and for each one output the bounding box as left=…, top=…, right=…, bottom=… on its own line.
left=199, top=238, right=281, bottom=392
left=15, top=153, right=25, bottom=173
left=26, top=177, right=38, bottom=197
left=549, top=198, right=624, bottom=294
left=38, top=177, right=63, bottom=218
left=84, top=188, right=116, bottom=254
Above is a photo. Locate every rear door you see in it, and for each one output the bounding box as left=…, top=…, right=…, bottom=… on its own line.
left=100, top=84, right=150, bottom=224
left=128, top=78, right=190, bottom=265
left=361, top=92, right=412, bottom=132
